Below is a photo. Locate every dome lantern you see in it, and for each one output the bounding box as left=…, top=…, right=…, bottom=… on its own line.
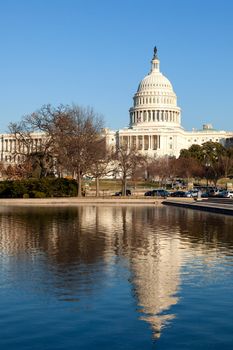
left=151, top=46, right=160, bottom=73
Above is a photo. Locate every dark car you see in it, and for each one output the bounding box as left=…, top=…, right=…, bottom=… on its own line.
left=144, top=189, right=169, bottom=198
left=208, top=189, right=221, bottom=197
left=144, top=190, right=153, bottom=196
left=201, top=192, right=209, bottom=198
left=170, top=191, right=187, bottom=197
left=215, top=190, right=227, bottom=198
left=114, top=190, right=131, bottom=196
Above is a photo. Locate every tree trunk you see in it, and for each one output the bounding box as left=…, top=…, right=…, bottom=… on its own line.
left=77, top=171, right=82, bottom=197
left=96, top=177, right=100, bottom=197
left=122, top=176, right=127, bottom=196
left=213, top=178, right=218, bottom=188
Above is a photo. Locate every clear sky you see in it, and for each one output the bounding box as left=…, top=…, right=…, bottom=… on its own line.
left=0, top=0, right=232, bottom=133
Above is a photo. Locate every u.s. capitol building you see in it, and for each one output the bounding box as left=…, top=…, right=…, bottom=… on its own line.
left=1, top=47, right=233, bottom=164
left=105, top=47, right=233, bottom=157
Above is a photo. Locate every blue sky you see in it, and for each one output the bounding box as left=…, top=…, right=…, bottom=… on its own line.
left=0, top=0, right=232, bottom=132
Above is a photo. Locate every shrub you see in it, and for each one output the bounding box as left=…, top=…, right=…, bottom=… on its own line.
left=0, top=178, right=78, bottom=198
left=32, top=191, right=47, bottom=198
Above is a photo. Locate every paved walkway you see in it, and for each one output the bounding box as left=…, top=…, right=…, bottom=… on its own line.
left=163, top=198, right=233, bottom=216
left=0, top=197, right=164, bottom=206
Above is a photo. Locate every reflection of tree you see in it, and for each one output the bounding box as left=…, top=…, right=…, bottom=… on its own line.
left=1, top=205, right=233, bottom=338
left=0, top=207, right=109, bottom=298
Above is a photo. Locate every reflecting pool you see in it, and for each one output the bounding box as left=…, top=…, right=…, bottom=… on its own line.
left=0, top=205, right=233, bottom=349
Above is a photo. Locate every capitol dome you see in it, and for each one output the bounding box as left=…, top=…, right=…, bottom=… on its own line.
left=129, top=47, right=181, bottom=128
left=137, top=69, right=173, bottom=92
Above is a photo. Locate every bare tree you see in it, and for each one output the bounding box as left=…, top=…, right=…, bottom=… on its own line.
left=114, top=146, right=146, bottom=196
left=147, top=157, right=177, bottom=187
left=9, top=104, right=104, bottom=196
left=88, top=138, right=114, bottom=197
left=8, top=104, right=60, bottom=178
left=3, top=162, right=33, bottom=180
left=176, top=157, right=204, bottom=183
left=0, top=162, right=5, bottom=180
left=51, top=105, right=104, bottom=196
left=218, top=147, right=233, bottom=178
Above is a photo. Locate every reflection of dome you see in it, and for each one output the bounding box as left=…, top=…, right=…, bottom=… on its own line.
left=129, top=47, right=181, bottom=127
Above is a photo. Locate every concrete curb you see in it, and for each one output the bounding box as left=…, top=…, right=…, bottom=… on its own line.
left=0, top=197, right=164, bottom=206
left=162, top=200, right=233, bottom=216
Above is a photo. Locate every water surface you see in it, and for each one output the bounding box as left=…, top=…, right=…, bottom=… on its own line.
left=0, top=205, right=233, bottom=349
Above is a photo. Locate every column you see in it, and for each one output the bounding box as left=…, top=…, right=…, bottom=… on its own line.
left=1, top=136, right=3, bottom=161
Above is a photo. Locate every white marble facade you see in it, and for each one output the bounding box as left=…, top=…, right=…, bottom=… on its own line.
left=0, top=133, right=45, bottom=164
left=115, top=47, right=233, bottom=157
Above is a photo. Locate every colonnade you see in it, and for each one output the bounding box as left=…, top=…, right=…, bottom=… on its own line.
left=119, top=134, right=160, bottom=151
left=0, top=135, right=43, bottom=162
left=130, top=110, right=180, bottom=125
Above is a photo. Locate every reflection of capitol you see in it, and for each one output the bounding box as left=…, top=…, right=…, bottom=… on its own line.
left=1, top=206, right=232, bottom=338
left=130, top=234, right=180, bottom=338
left=75, top=206, right=182, bottom=337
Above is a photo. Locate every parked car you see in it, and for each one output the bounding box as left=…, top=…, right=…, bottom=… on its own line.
left=114, top=189, right=131, bottom=196
left=219, top=190, right=233, bottom=198
left=144, top=190, right=153, bottom=196
left=170, top=191, right=187, bottom=197
left=214, top=190, right=228, bottom=198
left=201, top=192, right=209, bottom=198
left=185, top=191, right=195, bottom=198
left=226, top=190, right=233, bottom=198
left=144, top=189, right=170, bottom=197
left=208, top=189, right=223, bottom=197
left=188, top=190, right=199, bottom=197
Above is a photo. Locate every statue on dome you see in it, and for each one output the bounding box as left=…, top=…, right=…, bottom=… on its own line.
left=153, top=46, right=158, bottom=58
